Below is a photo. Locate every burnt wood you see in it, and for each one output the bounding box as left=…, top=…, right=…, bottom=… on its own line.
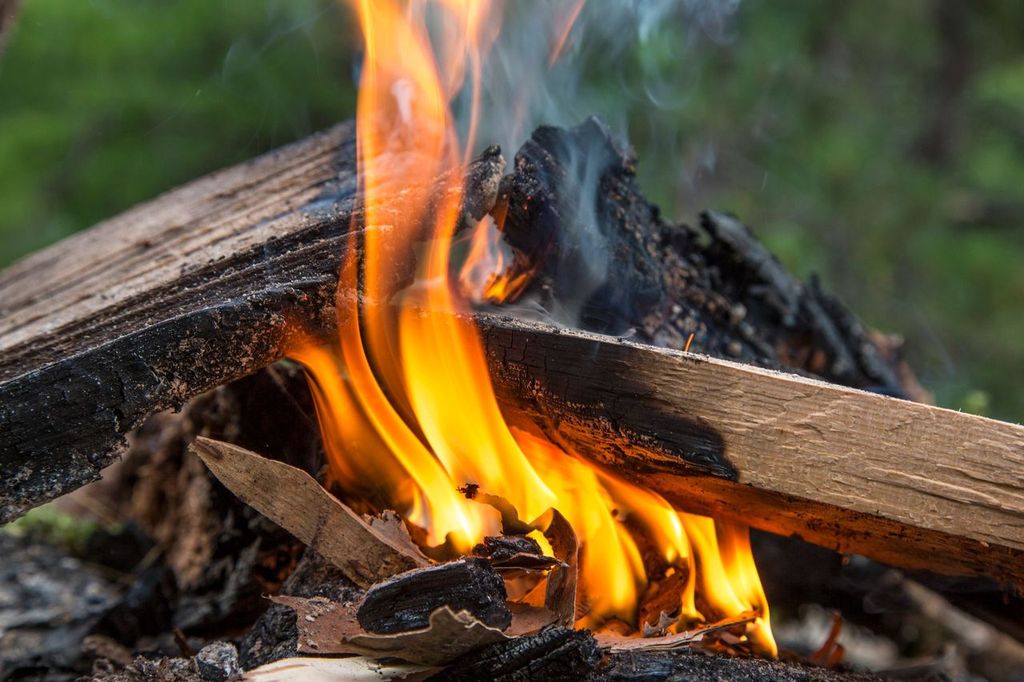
left=434, top=626, right=885, bottom=682
left=0, top=123, right=503, bottom=522
left=356, top=558, right=511, bottom=634
left=2, top=119, right=1021, bottom=591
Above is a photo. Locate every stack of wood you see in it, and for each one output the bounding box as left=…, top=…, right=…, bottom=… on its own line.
left=1, top=119, right=1022, bottom=680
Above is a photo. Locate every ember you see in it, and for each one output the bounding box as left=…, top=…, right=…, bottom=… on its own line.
left=290, top=0, right=775, bottom=656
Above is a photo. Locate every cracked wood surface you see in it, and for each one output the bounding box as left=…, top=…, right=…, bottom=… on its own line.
left=0, top=120, right=504, bottom=522
left=0, top=122, right=359, bottom=521
left=479, top=315, right=1024, bottom=587
left=2, top=120, right=1023, bottom=589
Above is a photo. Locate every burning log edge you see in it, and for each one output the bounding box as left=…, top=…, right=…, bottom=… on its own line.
left=1, top=120, right=1023, bottom=593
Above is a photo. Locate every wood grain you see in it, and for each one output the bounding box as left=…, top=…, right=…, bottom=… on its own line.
left=191, top=436, right=428, bottom=587
left=479, top=315, right=1024, bottom=586
left=0, top=123, right=358, bottom=521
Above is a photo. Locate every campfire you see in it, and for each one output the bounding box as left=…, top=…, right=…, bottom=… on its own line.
left=2, top=1, right=1023, bottom=680
left=285, top=0, right=774, bottom=657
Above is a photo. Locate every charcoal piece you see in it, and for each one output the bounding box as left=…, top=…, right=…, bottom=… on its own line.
left=432, top=627, right=600, bottom=682
left=495, top=119, right=908, bottom=400
left=356, top=558, right=511, bottom=634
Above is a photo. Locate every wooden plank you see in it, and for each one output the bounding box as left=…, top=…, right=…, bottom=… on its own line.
left=479, top=315, right=1024, bottom=587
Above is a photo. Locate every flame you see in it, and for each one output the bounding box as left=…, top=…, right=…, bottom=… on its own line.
left=291, top=0, right=775, bottom=656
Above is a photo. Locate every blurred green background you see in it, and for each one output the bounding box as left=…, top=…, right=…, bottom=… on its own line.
left=0, top=0, right=1021, bottom=421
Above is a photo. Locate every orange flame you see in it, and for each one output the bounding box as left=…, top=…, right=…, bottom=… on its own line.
left=291, top=0, right=775, bottom=655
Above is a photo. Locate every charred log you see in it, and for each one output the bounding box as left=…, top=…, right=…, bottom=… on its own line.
left=2, top=119, right=1019, bottom=586
left=496, top=118, right=910, bottom=396
left=356, top=558, right=512, bottom=634
left=433, top=627, right=601, bottom=682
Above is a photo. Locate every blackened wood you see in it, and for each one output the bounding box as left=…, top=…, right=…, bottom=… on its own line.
left=472, top=535, right=544, bottom=563
left=434, top=626, right=884, bottom=682
left=0, top=125, right=504, bottom=523
left=431, top=627, right=601, bottom=682
left=0, top=123, right=357, bottom=523
left=496, top=118, right=909, bottom=396
left=594, top=649, right=886, bottom=682
left=356, top=558, right=511, bottom=634
left=4, top=118, right=1020, bottom=591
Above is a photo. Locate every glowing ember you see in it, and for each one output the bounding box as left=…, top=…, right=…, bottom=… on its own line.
left=290, top=0, right=775, bottom=655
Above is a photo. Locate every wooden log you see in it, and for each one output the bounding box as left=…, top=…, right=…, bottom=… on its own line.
left=0, top=122, right=503, bottom=522
left=478, top=314, right=1024, bottom=588
left=0, top=118, right=910, bottom=523
left=2, top=119, right=1021, bottom=590
left=0, top=123, right=357, bottom=521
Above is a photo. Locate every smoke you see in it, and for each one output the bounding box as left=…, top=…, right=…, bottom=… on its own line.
left=451, top=0, right=742, bottom=163
left=435, top=1, right=743, bottom=328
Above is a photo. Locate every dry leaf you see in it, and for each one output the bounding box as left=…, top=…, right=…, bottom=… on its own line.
left=595, top=611, right=758, bottom=653
left=244, top=655, right=437, bottom=681
left=367, top=510, right=431, bottom=563
left=272, top=596, right=511, bottom=665
left=537, top=509, right=579, bottom=627
left=191, top=437, right=428, bottom=588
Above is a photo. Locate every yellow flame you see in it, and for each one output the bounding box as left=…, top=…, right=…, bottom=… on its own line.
left=290, top=0, right=775, bottom=655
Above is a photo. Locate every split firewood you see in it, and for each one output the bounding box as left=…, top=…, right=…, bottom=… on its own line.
left=0, top=124, right=504, bottom=523
left=480, top=314, right=1024, bottom=588
left=190, top=436, right=428, bottom=588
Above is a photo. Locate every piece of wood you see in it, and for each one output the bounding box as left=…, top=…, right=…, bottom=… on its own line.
left=356, top=558, right=512, bottom=634
left=0, top=123, right=503, bottom=522
left=478, top=314, right=1024, bottom=587
left=0, top=123, right=355, bottom=522
left=190, top=436, right=428, bottom=588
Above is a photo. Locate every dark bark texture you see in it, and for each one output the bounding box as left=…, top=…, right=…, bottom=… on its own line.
left=0, top=118, right=916, bottom=524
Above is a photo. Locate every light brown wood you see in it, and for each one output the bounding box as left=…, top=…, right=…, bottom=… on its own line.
left=191, top=436, right=429, bottom=588
left=479, top=315, right=1024, bottom=587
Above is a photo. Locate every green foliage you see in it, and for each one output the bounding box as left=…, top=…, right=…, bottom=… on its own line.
left=0, top=0, right=1021, bottom=421
left=4, top=504, right=101, bottom=553
left=620, top=1, right=1024, bottom=421
left=0, top=0, right=354, bottom=263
